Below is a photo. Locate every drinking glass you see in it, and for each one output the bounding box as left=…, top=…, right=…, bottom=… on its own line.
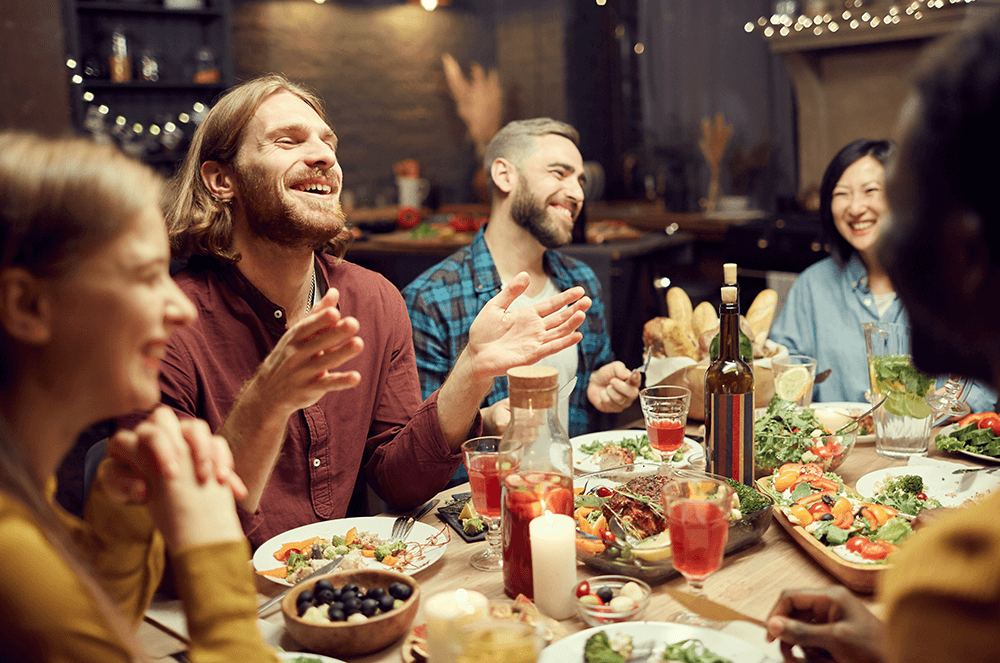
left=862, top=322, right=934, bottom=459
left=461, top=436, right=503, bottom=571
left=640, top=386, right=691, bottom=456
left=772, top=354, right=817, bottom=406
left=661, top=473, right=733, bottom=628
left=448, top=619, right=539, bottom=663
left=926, top=374, right=971, bottom=423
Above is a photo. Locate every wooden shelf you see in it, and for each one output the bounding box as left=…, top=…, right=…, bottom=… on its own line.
left=76, top=2, right=224, bottom=17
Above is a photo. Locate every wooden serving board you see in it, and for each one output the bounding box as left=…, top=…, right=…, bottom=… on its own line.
left=754, top=478, right=888, bottom=594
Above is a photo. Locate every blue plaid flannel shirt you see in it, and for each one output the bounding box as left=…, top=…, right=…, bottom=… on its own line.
left=402, top=226, right=613, bottom=438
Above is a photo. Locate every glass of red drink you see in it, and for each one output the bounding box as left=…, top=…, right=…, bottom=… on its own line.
left=661, top=473, right=733, bottom=627
left=462, top=436, right=504, bottom=571
left=640, top=386, right=691, bottom=455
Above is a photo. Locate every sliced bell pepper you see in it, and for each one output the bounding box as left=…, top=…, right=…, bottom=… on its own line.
left=831, top=497, right=853, bottom=516
left=795, top=488, right=836, bottom=506
left=958, top=412, right=1000, bottom=428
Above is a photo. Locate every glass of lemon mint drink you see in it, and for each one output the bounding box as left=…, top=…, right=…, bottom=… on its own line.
left=862, top=323, right=935, bottom=459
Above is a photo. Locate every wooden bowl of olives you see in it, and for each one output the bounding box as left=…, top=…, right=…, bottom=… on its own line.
left=281, top=568, right=420, bottom=657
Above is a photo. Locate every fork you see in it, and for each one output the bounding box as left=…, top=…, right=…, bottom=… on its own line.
left=630, top=346, right=652, bottom=383
left=391, top=499, right=437, bottom=541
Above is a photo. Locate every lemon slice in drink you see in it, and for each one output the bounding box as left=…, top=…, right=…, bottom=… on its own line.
left=774, top=365, right=813, bottom=402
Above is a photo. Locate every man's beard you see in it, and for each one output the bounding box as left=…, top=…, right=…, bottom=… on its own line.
left=235, top=162, right=346, bottom=251
left=510, top=181, right=573, bottom=249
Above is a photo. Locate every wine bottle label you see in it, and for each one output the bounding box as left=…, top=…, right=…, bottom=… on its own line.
left=707, top=392, right=754, bottom=484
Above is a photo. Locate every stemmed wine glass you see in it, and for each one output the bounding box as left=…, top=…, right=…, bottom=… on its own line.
left=660, top=472, right=734, bottom=628
left=461, top=436, right=503, bottom=571
left=926, top=374, right=971, bottom=423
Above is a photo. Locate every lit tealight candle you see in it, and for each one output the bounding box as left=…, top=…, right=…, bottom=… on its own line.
left=529, top=510, right=577, bottom=619
left=424, top=588, right=489, bottom=663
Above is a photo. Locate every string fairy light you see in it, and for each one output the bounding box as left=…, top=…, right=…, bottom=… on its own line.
left=746, top=0, right=975, bottom=40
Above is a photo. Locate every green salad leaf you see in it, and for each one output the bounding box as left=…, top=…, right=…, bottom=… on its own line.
left=584, top=632, right=625, bottom=663
left=578, top=433, right=661, bottom=462
left=661, top=639, right=734, bottom=663
left=936, top=423, right=1000, bottom=457
left=754, top=397, right=827, bottom=471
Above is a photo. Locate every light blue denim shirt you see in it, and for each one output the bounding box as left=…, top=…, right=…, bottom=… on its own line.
left=769, top=254, right=997, bottom=411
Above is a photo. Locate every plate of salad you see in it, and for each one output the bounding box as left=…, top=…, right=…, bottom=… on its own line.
left=935, top=413, right=1000, bottom=463
left=536, top=621, right=778, bottom=663
left=855, top=466, right=1000, bottom=509
left=571, top=430, right=704, bottom=474
left=754, top=397, right=856, bottom=473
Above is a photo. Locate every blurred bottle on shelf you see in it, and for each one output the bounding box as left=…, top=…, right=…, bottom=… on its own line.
left=139, top=49, right=160, bottom=82
left=109, top=25, right=131, bottom=82
left=192, top=47, right=219, bottom=84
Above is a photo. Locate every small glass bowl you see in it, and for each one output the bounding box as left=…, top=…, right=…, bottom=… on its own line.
left=574, top=575, right=651, bottom=626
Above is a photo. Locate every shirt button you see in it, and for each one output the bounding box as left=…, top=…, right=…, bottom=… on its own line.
left=864, top=298, right=872, bottom=306
left=274, top=310, right=283, bottom=319
left=313, top=458, right=321, bottom=467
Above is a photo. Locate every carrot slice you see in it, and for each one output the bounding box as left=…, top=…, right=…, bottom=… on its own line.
left=345, top=527, right=358, bottom=545
left=273, top=536, right=321, bottom=562
left=575, top=537, right=606, bottom=555
left=257, top=566, right=288, bottom=579
left=383, top=555, right=398, bottom=566
left=361, top=548, right=376, bottom=558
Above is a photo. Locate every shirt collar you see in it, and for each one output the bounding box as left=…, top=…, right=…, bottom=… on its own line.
left=214, top=253, right=330, bottom=338
left=469, top=224, right=575, bottom=294
left=846, top=253, right=870, bottom=289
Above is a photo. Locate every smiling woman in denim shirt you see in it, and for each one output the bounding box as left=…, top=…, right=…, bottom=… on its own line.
left=769, top=139, right=995, bottom=411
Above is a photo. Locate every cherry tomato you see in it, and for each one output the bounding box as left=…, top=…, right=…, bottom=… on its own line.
left=977, top=414, right=1000, bottom=436
left=575, top=581, right=591, bottom=598
left=916, top=492, right=927, bottom=501
left=846, top=536, right=867, bottom=553
left=859, top=540, right=892, bottom=561
left=595, top=486, right=614, bottom=498
left=601, top=530, right=617, bottom=543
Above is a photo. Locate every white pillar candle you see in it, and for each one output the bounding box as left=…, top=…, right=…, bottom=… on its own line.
left=529, top=511, right=577, bottom=619
left=424, top=588, right=489, bottom=663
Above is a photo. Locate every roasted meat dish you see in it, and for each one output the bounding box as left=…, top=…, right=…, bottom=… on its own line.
left=602, top=475, right=668, bottom=540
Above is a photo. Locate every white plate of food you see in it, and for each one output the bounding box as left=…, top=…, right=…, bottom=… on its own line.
left=537, top=621, right=777, bottom=663
left=277, top=652, right=347, bottom=663
left=253, top=516, right=447, bottom=587
left=571, top=430, right=704, bottom=474
left=811, top=402, right=875, bottom=443
left=855, top=465, right=1000, bottom=508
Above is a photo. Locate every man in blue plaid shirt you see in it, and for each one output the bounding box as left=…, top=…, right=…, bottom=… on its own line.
left=403, top=119, right=639, bottom=466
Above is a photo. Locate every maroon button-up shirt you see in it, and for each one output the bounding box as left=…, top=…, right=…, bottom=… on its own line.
left=157, top=254, right=467, bottom=548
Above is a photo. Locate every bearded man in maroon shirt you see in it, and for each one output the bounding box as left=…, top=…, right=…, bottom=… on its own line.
left=152, top=74, right=591, bottom=548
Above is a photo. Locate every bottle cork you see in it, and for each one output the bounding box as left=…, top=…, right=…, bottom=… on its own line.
left=723, top=263, right=737, bottom=285
left=721, top=286, right=737, bottom=304
left=508, top=365, right=558, bottom=409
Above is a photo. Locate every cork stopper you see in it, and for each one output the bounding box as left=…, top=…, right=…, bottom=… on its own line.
left=721, top=286, right=737, bottom=304
left=508, top=365, right=558, bottom=409
left=723, top=263, right=737, bottom=285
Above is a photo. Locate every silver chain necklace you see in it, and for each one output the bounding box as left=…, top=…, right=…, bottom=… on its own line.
left=304, top=268, right=317, bottom=315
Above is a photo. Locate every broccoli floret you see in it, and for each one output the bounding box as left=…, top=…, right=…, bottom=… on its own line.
left=463, top=516, right=485, bottom=535
left=884, top=475, right=925, bottom=495
left=286, top=551, right=310, bottom=572
left=329, top=535, right=347, bottom=547
left=389, top=540, right=407, bottom=553
left=724, top=478, right=770, bottom=516
left=584, top=632, right=625, bottom=663
left=332, top=545, right=349, bottom=556
left=373, top=544, right=393, bottom=562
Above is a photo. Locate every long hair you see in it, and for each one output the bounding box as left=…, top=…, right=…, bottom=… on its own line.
left=819, top=139, right=896, bottom=267
left=0, top=131, right=158, bottom=659
left=166, top=73, right=353, bottom=262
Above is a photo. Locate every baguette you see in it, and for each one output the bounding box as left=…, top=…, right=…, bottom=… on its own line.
left=746, top=288, right=778, bottom=346
left=643, top=317, right=700, bottom=360
left=666, top=287, right=694, bottom=338
left=692, top=301, right=719, bottom=338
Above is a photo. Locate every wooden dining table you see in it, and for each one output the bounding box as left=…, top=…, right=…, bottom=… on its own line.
left=138, top=430, right=973, bottom=662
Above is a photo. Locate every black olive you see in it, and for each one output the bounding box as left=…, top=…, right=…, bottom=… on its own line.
left=388, top=581, right=412, bottom=601
left=366, top=587, right=387, bottom=601
left=821, top=494, right=835, bottom=506
left=819, top=513, right=835, bottom=521
left=327, top=606, right=346, bottom=622
left=315, top=579, right=334, bottom=592
left=329, top=587, right=342, bottom=603
left=316, top=587, right=335, bottom=604
left=297, top=602, right=312, bottom=617
left=595, top=586, right=614, bottom=604
left=329, top=601, right=344, bottom=614
left=341, top=583, right=360, bottom=595
left=297, top=589, right=314, bottom=605
left=343, top=597, right=363, bottom=615
left=360, top=598, right=379, bottom=617
left=311, top=542, right=324, bottom=559
left=339, top=590, right=357, bottom=603
left=378, top=594, right=395, bottom=613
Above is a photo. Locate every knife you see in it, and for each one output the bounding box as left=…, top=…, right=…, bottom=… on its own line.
left=663, top=586, right=766, bottom=628
left=257, top=556, right=344, bottom=615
